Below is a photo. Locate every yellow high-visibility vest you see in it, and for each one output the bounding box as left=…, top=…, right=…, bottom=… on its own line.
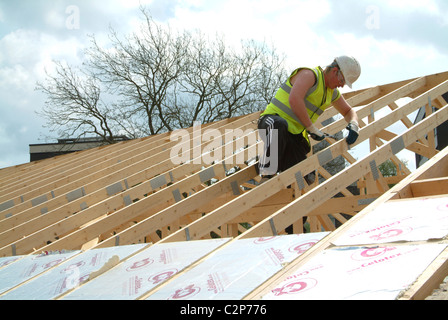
left=261, top=66, right=341, bottom=144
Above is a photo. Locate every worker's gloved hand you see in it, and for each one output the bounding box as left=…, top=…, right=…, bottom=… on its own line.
left=306, top=124, right=326, bottom=141
left=346, top=120, right=359, bottom=145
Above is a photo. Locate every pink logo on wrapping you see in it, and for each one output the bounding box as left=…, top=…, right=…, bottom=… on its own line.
left=254, top=237, right=276, bottom=244
left=126, top=258, right=154, bottom=272
left=271, top=278, right=317, bottom=296
left=148, top=269, right=178, bottom=284
left=0, top=257, right=20, bottom=268
left=289, top=241, right=318, bottom=255
left=43, top=259, right=65, bottom=269
left=170, top=284, right=201, bottom=300
left=369, top=227, right=413, bottom=241
left=351, top=246, right=396, bottom=261
left=61, top=261, right=85, bottom=273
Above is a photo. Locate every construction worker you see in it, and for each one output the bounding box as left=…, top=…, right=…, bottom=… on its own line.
left=258, top=56, right=361, bottom=181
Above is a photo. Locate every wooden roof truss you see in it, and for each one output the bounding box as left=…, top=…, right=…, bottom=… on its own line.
left=1, top=70, right=448, bottom=299
left=1, top=71, right=448, bottom=256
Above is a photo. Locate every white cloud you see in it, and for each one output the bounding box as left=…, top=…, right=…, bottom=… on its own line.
left=115, top=0, right=153, bottom=9
left=0, top=64, right=31, bottom=90
left=0, top=0, right=447, bottom=169
left=19, top=126, right=29, bottom=134
left=36, top=34, right=85, bottom=74
left=386, top=0, right=439, bottom=14
left=168, top=0, right=333, bottom=69
left=1, top=28, right=85, bottom=72
left=45, top=9, right=66, bottom=29
left=329, top=31, right=448, bottom=90
left=170, top=0, right=331, bottom=37
left=0, top=125, right=10, bottom=145
left=0, top=29, right=38, bottom=65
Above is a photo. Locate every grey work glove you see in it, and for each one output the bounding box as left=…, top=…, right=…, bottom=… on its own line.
left=306, top=124, right=326, bottom=141
left=346, top=120, right=359, bottom=145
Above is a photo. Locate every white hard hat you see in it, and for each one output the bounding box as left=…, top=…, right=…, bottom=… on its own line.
left=335, top=56, right=361, bottom=89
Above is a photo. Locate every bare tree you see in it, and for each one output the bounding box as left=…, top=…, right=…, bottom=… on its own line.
left=36, top=61, right=117, bottom=143
left=170, top=32, right=229, bottom=127
left=84, top=10, right=191, bottom=135
left=37, top=7, right=287, bottom=142
left=171, top=35, right=287, bottom=128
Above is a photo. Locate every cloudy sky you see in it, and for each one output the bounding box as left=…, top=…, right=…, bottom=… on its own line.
left=1, top=0, right=447, bottom=169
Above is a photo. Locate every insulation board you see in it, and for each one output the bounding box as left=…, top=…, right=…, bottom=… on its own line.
left=60, top=238, right=230, bottom=300
left=0, top=250, right=80, bottom=295
left=261, top=244, right=447, bottom=300
left=147, top=233, right=329, bottom=300
left=332, top=197, right=448, bottom=246
left=0, top=244, right=146, bottom=300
